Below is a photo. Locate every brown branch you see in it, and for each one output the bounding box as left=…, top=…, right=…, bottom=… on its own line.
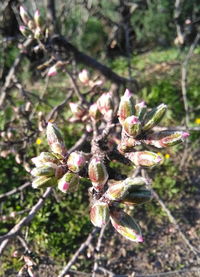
left=49, top=35, right=139, bottom=91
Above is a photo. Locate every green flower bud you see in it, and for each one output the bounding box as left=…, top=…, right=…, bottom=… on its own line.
left=123, top=116, right=141, bottom=137
left=127, top=151, right=163, bottom=167
left=90, top=201, right=110, bottom=227
left=88, top=157, right=108, bottom=191
left=46, top=122, right=67, bottom=156
left=31, top=165, right=57, bottom=177
left=118, top=89, right=135, bottom=124
left=142, top=104, right=167, bottom=131
left=110, top=208, right=143, bottom=242
left=135, top=101, right=147, bottom=121
left=106, top=177, right=148, bottom=201
left=122, top=189, right=152, bottom=205
left=67, top=152, right=86, bottom=173
left=31, top=152, right=60, bottom=167
left=32, top=176, right=57, bottom=189
left=143, top=130, right=190, bottom=148
left=57, top=172, right=79, bottom=193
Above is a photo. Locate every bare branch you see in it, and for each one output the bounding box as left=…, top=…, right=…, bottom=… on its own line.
left=58, top=228, right=98, bottom=277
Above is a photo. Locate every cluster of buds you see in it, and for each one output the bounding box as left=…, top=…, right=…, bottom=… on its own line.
left=117, top=89, right=189, bottom=167
left=31, top=122, right=87, bottom=193
left=19, top=6, right=46, bottom=40
left=30, top=84, right=189, bottom=242
left=89, top=177, right=151, bottom=242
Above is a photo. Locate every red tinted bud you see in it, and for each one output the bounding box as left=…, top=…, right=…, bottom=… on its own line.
left=123, top=116, right=141, bottom=137
left=67, top=152, right=86, bottom=173
left=110, top=208, right=143, bottom=242
left=57, top=172, right=79, bottom=193
left=90, top=201, right=110, bottom=227
left=88, top=157, right=108, bottom=191
left=127, top=151, right=163, bottom=167
left=118, top=89, right=135, bottom=124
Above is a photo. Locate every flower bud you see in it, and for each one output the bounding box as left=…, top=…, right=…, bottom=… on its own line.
left=90, top=201, right=110, bottom=227
left=89, top=103, right=101, bottom=121
left=97, top=92, right=113, bottom=116
left=67, top=152, right=86, bottom=173
left=69, top=102, right=86, bottom=118
left=135, top=101, right=147, bottom=121
left=122, top=189, right=152, bottom=205
left=142, top=104, right=167, bottom=131
left=118, top=138, right=141, bottom=153
left=32, top=176, right=57, bottom=189
left=105, top=177, right=148, bottom=201
left=31, top=152, right=60, bottom=167
left=123, top=177, right=149, bottom=190
left=57, top=172, right=79, bottom=193
left=143, top=130, right=190, bottom=148
left=78, top=69, right=89, bottom=84
left=88, top=157, right=108, bottom=191
left=47, top=65, right=57, bottom=77
left=19, top=26, right=31, bottom=37
left=34, top=10, right=42, bottom=27
left=118, top=89, right=135, bottom=124
left=110, top=208, right=143, bottom=242
left=19, top=6, right=30, bottom=25
left=27, top=20, right=36, bottom=31
left=127, top=151, right=163, bottom=167
left=34, top=27, right=42, bottom=39
left=123, top=116, right=141, bottom=137
left=31, top=165, right=57, bottom=177
left=46, top=122, right=67, bottom=156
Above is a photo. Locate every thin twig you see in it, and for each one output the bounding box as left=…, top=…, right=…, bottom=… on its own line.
left=58, top=228, right=98, bottom=277
left=0, top=188, right=52, bottom=255
left=92, top=224, right=108, bottom=277
left=0, top=182, right=31, bottom=201
left=141, top=170, right=200, bottom=256
left=181, top=33, right=200, bottom=128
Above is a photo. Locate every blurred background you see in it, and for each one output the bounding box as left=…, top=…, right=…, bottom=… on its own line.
left=0, top=0, right=200, bottom=276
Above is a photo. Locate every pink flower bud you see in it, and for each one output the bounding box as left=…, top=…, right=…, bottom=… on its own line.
left=97, top=92, right=113, bottom=115
left=19, top=26, right=30, bottom=37
left=88, top=157, right=108, bottom=191
left=127, top=151, right=163, bottom=167
left=69, top=102, right=86, bottom=118
left=123, top=116, right=141, bottom=137
left=46, top=122, right=67, bottom=156
left=19, top=6, right=30, bottom=25
left=135, top=101, right=147, bottom=121
left=90, top=201, right=110, bottom=227
left=57, top=172, right=79, bottom=193
left=110, top=208, right=143, bottom=242
left=143, top=131, right=190, bottom=148
left=118, top=89, right=135, bottom=124
left=89, top=103, right=101, bottom=121
left=78, top=69, right=89, bottom=84
left=47, top=65, right=57, bottom=77
left=67, top=152, right=86, bottom=173
left=34, top=10, right=41, bottom=27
